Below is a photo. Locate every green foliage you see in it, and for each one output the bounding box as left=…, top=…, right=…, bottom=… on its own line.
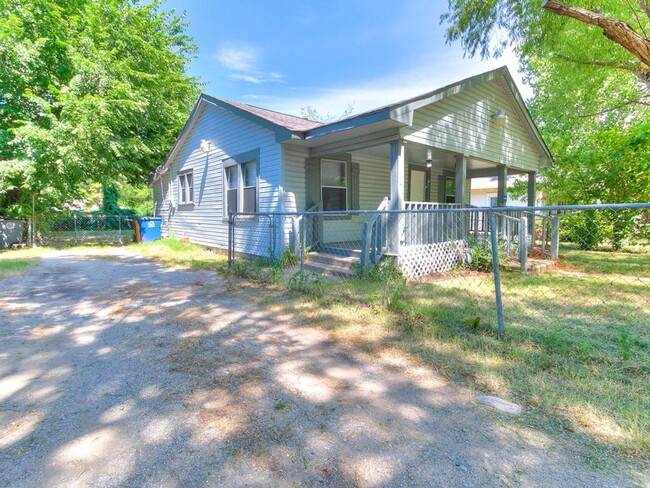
left=280, top=250, right=299, bottom=268
left=458, top=238, right=494, bottom=272
left=118, top=183, right=152, bottom=216
left=355, top=257, right=403, bottom=282
left=561, top=209, right=646, bottom=250
left=0, top=0, right=199, bottom=217
left=102, top=186, right=121, bottom=215
left=287, top=271, right=324, bottom=297
left=442, top=1, right=650, bottom=206
left=231, top=257, right=284, bottom=284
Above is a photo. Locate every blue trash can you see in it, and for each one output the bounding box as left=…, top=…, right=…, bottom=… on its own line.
left=137, top=217, right=162, bottom=243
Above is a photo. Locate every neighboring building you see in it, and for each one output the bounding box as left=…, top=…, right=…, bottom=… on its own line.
left=151, top=66, right=551, bottom=273
left=470, top=175, right=545, bottom=207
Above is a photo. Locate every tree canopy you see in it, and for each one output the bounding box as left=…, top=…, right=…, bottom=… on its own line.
left=442, top=0, right=650, bottom=204
left=0, top=0, right=200, bottom=216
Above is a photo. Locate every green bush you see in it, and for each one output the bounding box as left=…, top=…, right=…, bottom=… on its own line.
left=459, top=238, right=494, bottom=272
left=231, top=257, right=283, bottom=284
left=280, top=250, right=299, bottom=267
left=287, top=271, right=324, bottom=296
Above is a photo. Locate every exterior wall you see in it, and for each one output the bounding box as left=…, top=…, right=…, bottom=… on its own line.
left=322, top=152, right=390, bottom=244
left=153, top=103, right=282, bottom=255
left=282, top=145, right=309, bottom=212
left=470, top=189, right=526, bottom=207
left=401, top=80, right=542, bottom=171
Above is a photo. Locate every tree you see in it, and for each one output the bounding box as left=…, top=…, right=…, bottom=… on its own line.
left=300, top=103, right=355, bottom=123
left=441, top=1, right=649, bottom=115
left=0, top=0, right=200, bottom=217
left=442, top=1, right=650, bottom=206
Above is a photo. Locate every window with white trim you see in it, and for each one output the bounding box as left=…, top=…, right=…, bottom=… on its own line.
left=321, top=159, right=347, bottom=211
left=242, top=161, right=257, bottom=212
left=224, top=153, right=258, bottom=215
left=225, top=165, right=239, bottom=213
left=178, top=171, right=194, bottom=204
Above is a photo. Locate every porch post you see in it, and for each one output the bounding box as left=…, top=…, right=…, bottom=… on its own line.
left=527, top=171, right=537, bottom=240
left=389, top=140, right=405, bottom=255
left=497, top=165, right=508, bottom=207
left=454, top=155, right=467, bottom=205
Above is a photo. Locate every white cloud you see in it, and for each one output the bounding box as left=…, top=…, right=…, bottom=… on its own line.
left=242, top=48, right=530, bottom=117
left=216, top=45, right=256, bottom=71
left=215, top=43, right=285, bottom=84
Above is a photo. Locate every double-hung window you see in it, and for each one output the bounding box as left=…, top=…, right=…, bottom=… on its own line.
left=223, top=149, right=259, bottom=215
left=178, top=171, right=194, bottom=205
left=321, top=159, right=347, bottom=211
left=225, top=166, right=239, bottom=213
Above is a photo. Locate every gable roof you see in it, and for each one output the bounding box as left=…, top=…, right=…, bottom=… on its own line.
left=222, top=98, right=322, bottom=132
left=152, top=66, right=551, bottom=184
left=304, top=66, right=552, bottom=162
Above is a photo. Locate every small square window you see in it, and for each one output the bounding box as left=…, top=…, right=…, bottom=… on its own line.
left=178, top=172, right=194, bottom=204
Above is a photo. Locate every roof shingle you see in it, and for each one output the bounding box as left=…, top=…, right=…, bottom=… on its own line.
left=219, top=98, right=323, bottom=132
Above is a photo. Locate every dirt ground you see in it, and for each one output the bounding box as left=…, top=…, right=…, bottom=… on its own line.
left=0, top=249, right=645, bottom=487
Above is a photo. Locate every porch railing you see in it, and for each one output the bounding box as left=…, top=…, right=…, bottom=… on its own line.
left=403, top=202, right=475, bottom=246
left=360, top=197, right=390, bottom=270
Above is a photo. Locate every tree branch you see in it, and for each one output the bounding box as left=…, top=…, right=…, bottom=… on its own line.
left=543, top=0, right=650, bottom=70
left=639, top=1, right=650, bottom=22
left=627, top=0, right=648, bottom=38
left=576, top=96, right=650, bottom=118
left=553, top=53, right=636, bottom=71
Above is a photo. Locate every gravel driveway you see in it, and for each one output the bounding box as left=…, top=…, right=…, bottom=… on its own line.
left=0, top=249, right=642, bottom=487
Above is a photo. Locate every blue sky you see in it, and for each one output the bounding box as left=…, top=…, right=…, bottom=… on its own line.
left=163, top=0, right=529, bottom=117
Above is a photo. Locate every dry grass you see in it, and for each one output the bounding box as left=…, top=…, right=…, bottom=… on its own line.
left=112, top=240, right=650, bottom=464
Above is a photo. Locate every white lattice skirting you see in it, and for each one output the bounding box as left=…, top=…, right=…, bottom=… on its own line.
left=398, top=240, right=466, bottom=279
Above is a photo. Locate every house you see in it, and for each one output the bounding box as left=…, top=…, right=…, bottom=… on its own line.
left=470, top=175, right=545, bottom=208
left=151, top=66, right=551, bottom=277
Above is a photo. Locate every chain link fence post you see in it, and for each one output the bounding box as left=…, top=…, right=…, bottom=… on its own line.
left=519, top=215, right=528, bottom=272
left=228, top=213, right=234, bottom=268
left=489, top=211, right=506, bottom=337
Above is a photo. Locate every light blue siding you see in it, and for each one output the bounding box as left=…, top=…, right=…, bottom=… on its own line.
left=153, top=103, right=282, bottom=255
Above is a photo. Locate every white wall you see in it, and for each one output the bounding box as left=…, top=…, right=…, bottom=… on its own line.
left=401, top=80, right=542, bottom=172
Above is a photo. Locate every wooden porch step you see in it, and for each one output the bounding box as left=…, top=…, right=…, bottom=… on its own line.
left=304, top=252, right=358, bottom=279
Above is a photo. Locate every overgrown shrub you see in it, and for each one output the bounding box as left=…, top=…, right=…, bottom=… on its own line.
left=287, top=271, right=324, bottom=296
left=231, top=257, right=283, bottom=283
left=459, top=238, right=494, bottom=272
left=280, top=250, right=299, bottom=267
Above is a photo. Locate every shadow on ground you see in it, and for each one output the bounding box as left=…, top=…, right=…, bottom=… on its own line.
left=0, top=250, right=641, bottom=487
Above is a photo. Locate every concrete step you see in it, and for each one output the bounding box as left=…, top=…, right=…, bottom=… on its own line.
left=303, top=261, right=355, bottom=279
left=304, top=252, right=358, bottom=278
left=307, top=252, right=359, bottom=267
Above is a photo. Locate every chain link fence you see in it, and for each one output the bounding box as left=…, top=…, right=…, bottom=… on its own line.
left=229, top=203, right=650, bottom=335
left=30, top=214, right=136, bottom=247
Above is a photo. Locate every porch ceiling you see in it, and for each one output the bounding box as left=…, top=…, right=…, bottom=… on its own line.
left=354, top=142, right=500, bottom=172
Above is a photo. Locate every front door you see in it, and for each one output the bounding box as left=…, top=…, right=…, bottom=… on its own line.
left=409, top=168, right=428, bottom=201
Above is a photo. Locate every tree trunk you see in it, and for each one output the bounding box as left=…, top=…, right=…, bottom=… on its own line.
left=542, top=0, right=650, bottom=75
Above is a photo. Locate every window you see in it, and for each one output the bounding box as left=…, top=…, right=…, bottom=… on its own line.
left=178, top=171, right=193, bottom=204
left=445, top=176, right=456, bottom=204
left=225, top=165, right=238, bottom=213
left=321, top=159, right=347, bottom=211
left=489, top=196, right=498, bottom=207
left=242, top=161, right=257, bottom=212
left=223, top=150, right=259, bottom=215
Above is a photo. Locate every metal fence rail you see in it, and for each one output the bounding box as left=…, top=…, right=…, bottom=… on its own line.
left=31, top=214, right=136, bottom=247
left=230, top=203, right=650, bottom=335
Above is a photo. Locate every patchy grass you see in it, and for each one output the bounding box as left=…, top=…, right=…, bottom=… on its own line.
left=263, top=260, right=649, bottom=462
left=0, top=247, right=48, bottom=278
left=560, top=245, right=650, bottom=277
left=130, top=238, right=229, bottom=274
left=124, top=240, right=650, bottom=463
